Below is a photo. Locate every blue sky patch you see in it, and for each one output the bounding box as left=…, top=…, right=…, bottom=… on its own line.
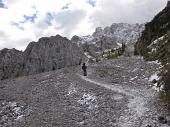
left=45, top=12, right=54, bottom=26
left=0, top=0, right=5, bottom=8
left=10, top=21, right=24, bottom=30
left=23, top=14, right=37, bottom=23
left=10, top=13, right=37, bottom=30
left=86, top=0, right=96, bottom=7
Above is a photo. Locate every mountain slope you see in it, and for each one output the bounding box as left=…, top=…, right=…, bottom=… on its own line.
left=71, top=23, right=144, bottom=58
left=135, top=1, right=170, bottom=57
left=1, top=56, right=168, bottom=127
left=135, top=2, right=170, bottom=92
left=0, top=48, right=23, bottom=79
left=0, top=35, right=84, bottom=80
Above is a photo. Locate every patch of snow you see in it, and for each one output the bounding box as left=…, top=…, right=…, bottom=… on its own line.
left=92, top=41, right=96, bottom=44
left=67, top=83, right=77, bottom=95
left=160, top=85, right=164, bottom=91
left=81, top=35, right=94, bottom=43
left=151, top=48, right=156, bottom=52
left=78, top=120, right=85, bottom=125
left=8, top=102, right=17, bottom=107
left=77, top=93, right=98, bottom=109
left=132, top=68, right=138, bottom=72
left=117, top=43, right=122, bottom=47
left=152, top=83, right=164, bottom=92
left=148, top=35, right=165, bottom=47
left=149, top=72, right=160, bottom=82
left=13, top=107, right=21, bottom=114
left=113, top=94, right=124, bottom=101
left=15, top=115, right=24, bottom=121
left=148, top=60, right=161, bottom=65
left=44, top=74, right=50, bottom=78
left=104, top=49, right=112, bottom=52
left=0, top=101, right=31, bottom=124
left=152, top=83, right=160, bottom=92
left=132, top=56, right=144, bottom=60
left=84, top=52, right=92, bottom=59
left=78, top=93, right=96, bottom=105
left=130, top=76, right=138, bottom=81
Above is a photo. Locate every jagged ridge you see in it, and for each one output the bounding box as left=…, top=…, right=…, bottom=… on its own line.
left=71, top=23, right=144, bottom=58
left=135, top=2, right=170, bottom=56
left=0, top=35, right=84, bottom=80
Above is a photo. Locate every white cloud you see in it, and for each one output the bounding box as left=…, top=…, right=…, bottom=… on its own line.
left=90, top=0, right=167, bottom=27
left=0, top=0, right=167, bottom=50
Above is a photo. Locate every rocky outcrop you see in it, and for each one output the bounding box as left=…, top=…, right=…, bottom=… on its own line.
left=135, top=2, right=170, bottom=56
left=0, top=35, right=84, bottom=80
left=167, top=1, right=170, bottom=8
left=0, top=48, right=23, bottom=80
left=134, top=2, right=170, bottom=93
left=22, top=35, right=84, bottom=75
left=71, top=23, right=144, bottom=58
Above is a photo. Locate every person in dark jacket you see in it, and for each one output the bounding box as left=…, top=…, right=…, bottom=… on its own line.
left=82, top=63, right=87, bottom=76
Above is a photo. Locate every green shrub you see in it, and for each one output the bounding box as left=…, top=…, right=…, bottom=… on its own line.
left=166, top=91, right=170, bottom=99
left=160, top=90, right=170, bottom=103
left=103, top=52, right=118, bottom=59
left=167, top=31, right=170, bottom=40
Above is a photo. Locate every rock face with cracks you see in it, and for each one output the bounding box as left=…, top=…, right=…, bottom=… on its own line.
left=0, top=35, right=84, bottom=80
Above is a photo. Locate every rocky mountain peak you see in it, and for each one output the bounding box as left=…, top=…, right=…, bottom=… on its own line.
left=92, top=27, right=103, bottom=37
left=71, top=35, right=82, bottom=42
left=71, top=23, right=144, bottom=59
left=0, top=35, right=84, bottom=80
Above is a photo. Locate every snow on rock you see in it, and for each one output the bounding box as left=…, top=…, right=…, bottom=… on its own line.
left=148, top=35, right=165, bottom=47
left=0, top=101, right=31, bottom=126
left=132, top=68, right=139, bottom=72
left=151, top=48, right=157, bottom=52
left=152, top=83, right=164, bottom=92
left=113, top=94, right=124, bottom=101
left=130, top=76, right=138, bottom=81
left=149, top=72, right=160, bottom=82
left=81, top=35, right=94, bottom=44
left=77, top=93, right=98, bottom=109
left=148, top=60, right=162, bottom=65
left=152, top=83, right=160, bottom=92
left=149, top=72, right=165, bottom=92
left=117, top=43, right=122, bottom=47
left=71, top=23, right=144, bottom=58
left=67, top=83, right=77, bottom=95
left=84, top=52, right=93, bottom=59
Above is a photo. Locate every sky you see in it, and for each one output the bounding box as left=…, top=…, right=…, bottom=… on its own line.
left=0, top=0, right=167, bottom=50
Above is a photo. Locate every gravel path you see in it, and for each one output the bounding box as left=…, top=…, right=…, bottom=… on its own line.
left=0, top=56, right=169, bottom=127
left=78, top=74, right=160, bottom=127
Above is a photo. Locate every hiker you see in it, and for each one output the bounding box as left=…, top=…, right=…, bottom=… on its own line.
left=82, top=63, right=87, bottom=76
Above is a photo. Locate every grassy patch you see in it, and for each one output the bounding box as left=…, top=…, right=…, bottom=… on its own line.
left=103, top=50, right=118, bottom=59
left=104, top=52, right=119, bottom=59
left=165, top=90, right=170, bottom=99
left=167, top=31, right=170, bottom=41
left=160, top=91, right=170, bottom=103
left=102, top=47, right=126, bottom=60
